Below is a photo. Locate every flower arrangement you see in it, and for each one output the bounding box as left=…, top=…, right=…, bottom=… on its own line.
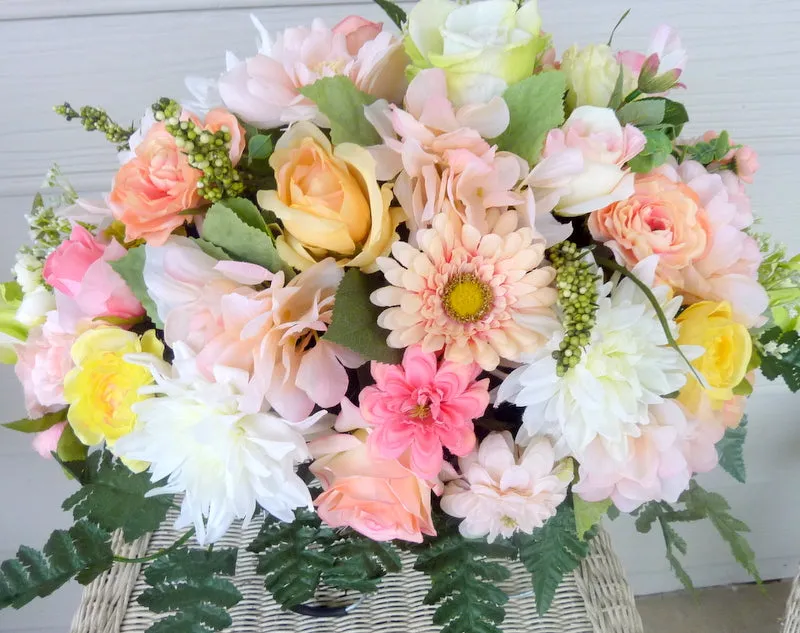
left=2, top=1, right=799, bottom=631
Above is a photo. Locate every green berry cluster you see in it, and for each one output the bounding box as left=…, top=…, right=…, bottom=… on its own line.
left=548, top=241, right=599, bottom=377
left=151, top=98, right=244, bottom=203
left=54, top=102, right=135, bottom=151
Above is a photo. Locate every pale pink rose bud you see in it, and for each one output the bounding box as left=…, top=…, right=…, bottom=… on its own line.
left=32, top=421, right=67, bottom=459
left=333, top=15, right=383, bottom=55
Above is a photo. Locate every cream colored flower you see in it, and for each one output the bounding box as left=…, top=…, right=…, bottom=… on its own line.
left=258, top=121, right=404, bottom=273
left=371, top=212, right=558, bottom=370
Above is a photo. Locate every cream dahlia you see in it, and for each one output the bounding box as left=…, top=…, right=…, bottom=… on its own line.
left=440, top=432, right=571, bottom=542
left=497, top=256, right=703, bottom=459
left=371, top=212, right=558, bottom=371
left=114, top=343, right=317, bottom=544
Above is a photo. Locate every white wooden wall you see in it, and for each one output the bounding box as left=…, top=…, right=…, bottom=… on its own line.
left=0, top=0, right=798, bottom=630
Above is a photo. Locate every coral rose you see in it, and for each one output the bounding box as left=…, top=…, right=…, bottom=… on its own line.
left=258, top=121, right=403, bottom=272
left=110, top=109, right=244, bottom=245
left=588, top=173, right=711, bottom=283
left=309, top=400, right=436, bottom=543
left=43, top=225, right=144, bottom=325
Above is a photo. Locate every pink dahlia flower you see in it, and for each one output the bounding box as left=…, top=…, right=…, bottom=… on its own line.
left=42, top=225, right=143, bottom=327
left=219, top=16, right=408, bottom=129
left=196, top=258, right=362, bottom=421
left=573, top=400, right=693, bottom=512
left=360, top=346, right=489, bottom=480
left=440, top=432, right=570, bottom=542
left=365, top=68, right=526, bottom=236
left=371, top=212, right=559, bottom=370
left=309, top=400, right=436, bottom=543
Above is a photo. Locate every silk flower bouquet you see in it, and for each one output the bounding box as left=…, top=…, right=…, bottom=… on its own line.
left=2, top=1, right=799, bottom=631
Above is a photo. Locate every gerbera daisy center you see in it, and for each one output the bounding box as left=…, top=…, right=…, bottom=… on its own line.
left=441, top=273, right=493, bottom=323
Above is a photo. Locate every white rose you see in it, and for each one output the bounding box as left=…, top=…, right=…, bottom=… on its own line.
left=405, top=0, right=546, bottom=106
left=561, top=44, right=636, bottom=110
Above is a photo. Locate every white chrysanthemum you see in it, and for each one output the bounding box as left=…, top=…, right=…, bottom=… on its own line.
left=497, top=256, right=702, bottom=460
left=114, top=343, right=319, bottom=544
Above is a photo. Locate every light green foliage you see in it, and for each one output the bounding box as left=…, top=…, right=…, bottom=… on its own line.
left=676, top=130, right=737, bottom=165
left=573, top=496, right=612, bottom=540
left=324, top=269, right=403, bottom=364
left=200, top=200, right=288, bottom=275
left=716, top=416, right=748, bottom=483
left=493, top=71, right=566, bottom=165
left=628, top=129, right=673, bottom=173
left=617, top=100, right=666, bottom=127
left=138, top=548, right=242, bottom=633
left=414, top=519, right=516, bottom=633
left=515, top=504, right=590, bottom=615
left=55, top=423, right=88, bottom=463
left=62, top=451, right=173, bottom=543
left=247, top=134, right=274, bottom=162
left=3, top=409, right=66, bottom=433
left=300, top=77, right=381, bottom=146
left=754, top=233, right=800, bottom=330
left=192, top=238, right=232, bottom=261
left=109, top=246, right=163, bottom=328
left=758, top=327, right=800, bottom=392
left=0, top=520, right=113, bottom=609
left=0, top=281, right=27, bottom=363
left=373, top=0, right=407, bottom=29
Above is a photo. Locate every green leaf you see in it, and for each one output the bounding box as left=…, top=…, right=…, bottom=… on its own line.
left=248, top=510, right=335, bottom=609
left=716, top=416, right=747, bottom=484
left=219, top=197, right=268, bottom=233
left=110, top=246, right=164, bottom=329
left=57, top=423, right=88, bottom=463
left=3, top=409, right=66, bottom=433
left=247, top=134, right=273, bottom=161
left=606, top=505, right=621, bottom=521
left=607, top=65, right=626, bottom=110
left=0, top=281, right=27, bottom=360
left=201, top=202, right=288, bottom=275
left=414, top=520, right=516, bottom=633
left=680, top=481, right=761, bottom=583
left=515, top=504, right=590, bottom=615
left=634, top=501, right=696, bottom=592
left=323, top=268, right=402, bottom=364
left=493, top=71, right=566, bottom=165
left=322, top=532, right=402, bottom=594
left=373, top=0, right=407, bottom=30
left=759, top=328, right=800, bottom=392
left=617, top=99, right=666, bottom=127
left=628, top=129, right=673, bottom=173
left=659, top=519, right=694, bottom=592
left=139, top=548, right=242, bottom=633
left=714, top=131, right=732, bottom=161
left=661, top=99, right=689, bottom=138
left=573, top=496, right=612, bottom=540
left=0, top=520, right=113, bottom=609
left=192, top=238, right=231, bottom=261
left=62, top=451, right=173, bottom=543
left=732, top=376, right=753, bottom=397
left=300, top=77, right=381, bottom=146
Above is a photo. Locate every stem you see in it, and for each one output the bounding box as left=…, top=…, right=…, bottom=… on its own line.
left=622, top=88, right=643, bottom=105
left=113, top=528, right=196, bottom=564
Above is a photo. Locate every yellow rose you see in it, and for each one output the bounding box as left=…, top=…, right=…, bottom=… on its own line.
left=676, top=301, right=752, bottom=410
left=257, top=121, right=404, bottom=273
left=64, top=328, right=163, bottom=448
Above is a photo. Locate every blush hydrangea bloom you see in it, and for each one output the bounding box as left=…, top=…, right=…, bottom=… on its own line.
left=360, top=346, right=490, bottom=480
left=371, top=212, right=559, bottom=371
left=441, top=432, right=571, bottom=542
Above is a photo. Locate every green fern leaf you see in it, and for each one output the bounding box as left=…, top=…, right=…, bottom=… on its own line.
left=247, top=510, right=336, bottom=609
left=413, top=520, right=516, bottom=633
left=514, top=504, right=590, bottom=615
left=0, top=520, right=113, bottom=609
left=138, top=548, right=242, bottom=633
left=322, top=532, right=402, bottom=593
left=716, top=416, right=748, bottom=483
left=62, top=451, right=173, bottom=542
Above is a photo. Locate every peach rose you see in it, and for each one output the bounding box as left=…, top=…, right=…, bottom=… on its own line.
left=309, top=401, right=436, bottom=543
left=333, top=16, right=383, bottom=55
left=110, top=109, right=245, bottom=246
left=589, top=173, right=711, bottom=285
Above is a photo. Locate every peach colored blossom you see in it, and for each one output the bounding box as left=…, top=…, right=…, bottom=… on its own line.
left=360, top=346, right=489, bottom=480
left=309, top=400, right=436, bottom=543
left=588, top=173, right=712, bottom=280
left=110, top=109, right=245, bottom=246
left=196, top=258, right=362, bottom=421
left=219, top=17, right=407, bottom=129
left=365, top=68, right=524, bottom=236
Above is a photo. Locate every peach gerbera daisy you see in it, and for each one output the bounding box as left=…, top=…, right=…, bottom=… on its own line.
left=371, top=212, right=558, bottom=371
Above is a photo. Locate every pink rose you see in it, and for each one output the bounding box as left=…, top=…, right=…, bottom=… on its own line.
left=14, top=311, right=85, bottom=418
left=732, top=145, right=759, bottom=184
left=32, top=421, right=67, bottom=459
left=309, top=401, right=436, bottom=543
left=333, top=16, right=383, bottom=55
left=588, top=173, right=712, bottom=280
left=43, top=225, right=144, bottom=323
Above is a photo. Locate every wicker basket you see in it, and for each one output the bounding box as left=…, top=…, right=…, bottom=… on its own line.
left=71, top=518, right=643, bottom=633
left=782, top=568, right=800, bottom=633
